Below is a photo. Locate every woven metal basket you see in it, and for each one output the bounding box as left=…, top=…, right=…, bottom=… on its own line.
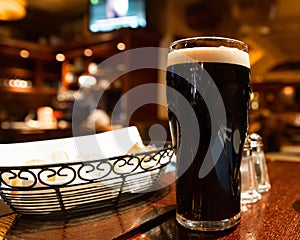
left=0, top=144, right=174, bottom=219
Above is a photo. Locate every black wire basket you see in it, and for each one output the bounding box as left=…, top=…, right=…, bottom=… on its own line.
left=0, top=144, right=174, bottom=219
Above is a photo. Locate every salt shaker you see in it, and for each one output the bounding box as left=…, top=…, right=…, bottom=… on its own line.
left=249, top=133, right=271, bottom=193
left=240, top=137, right=261, bottom=204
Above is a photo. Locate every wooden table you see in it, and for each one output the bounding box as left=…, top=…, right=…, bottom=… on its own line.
left=2, top=160, right=300, bottom=240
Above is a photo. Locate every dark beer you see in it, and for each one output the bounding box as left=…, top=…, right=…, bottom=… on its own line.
left=167, top=42, right=251, bottom=230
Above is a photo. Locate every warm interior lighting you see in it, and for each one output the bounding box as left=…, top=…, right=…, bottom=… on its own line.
left=84, top=48, right=93, bottom=57
left=88, top=62, right=98, bottom=75
left=117, top=42, right=126, bottom=51
left=65, top=72, right=75, bottom=84
left=56, top=53, right=66, bottom=62
left=6, top=78, right=32, bottom=88
left=282, top=86, right=295, bottom=96
left=78, top=75, right=97, bottom=87
left=19, top=49, right=30, bottom=58
left=250, top=92, right=260, bottom=110
left=0, top=0, right=27, bottom=21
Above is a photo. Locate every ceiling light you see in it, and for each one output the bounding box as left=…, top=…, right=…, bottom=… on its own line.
left=19, top=49, right=30, bottom=58
left=84, top=48, right=93, bottom=57
left=0, top=0, right=27, bottom=21
left=56, top=53, right=66, bottom=62
left=117, top=42, right=126, bottom=51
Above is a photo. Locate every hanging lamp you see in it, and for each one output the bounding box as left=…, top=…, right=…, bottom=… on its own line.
left=0, top=0, right=27, bottom=21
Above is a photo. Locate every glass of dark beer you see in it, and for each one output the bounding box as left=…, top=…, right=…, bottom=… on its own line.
left=166, top=37, right=251, bottom=231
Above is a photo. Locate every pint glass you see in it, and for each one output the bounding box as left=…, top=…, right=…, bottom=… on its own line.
left=166, top=37, right=251, bottom=231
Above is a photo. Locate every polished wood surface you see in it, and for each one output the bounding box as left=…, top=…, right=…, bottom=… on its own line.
left=2, top=160, right=300, bottom=239
left=131, top=160, right=300, bottom=240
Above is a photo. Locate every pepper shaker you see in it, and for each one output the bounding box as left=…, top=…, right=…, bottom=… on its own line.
left=240, top=137, right=261, bottom=204
left=249, top=133, right=271, bottom=193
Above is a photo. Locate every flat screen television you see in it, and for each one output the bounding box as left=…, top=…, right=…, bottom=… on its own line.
left=89, top=0, right=147, bottom=33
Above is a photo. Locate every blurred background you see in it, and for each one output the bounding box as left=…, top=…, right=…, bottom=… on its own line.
left=0, top=0, right=300, bottom=152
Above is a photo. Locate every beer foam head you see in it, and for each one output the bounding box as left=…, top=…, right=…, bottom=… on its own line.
left=168, top=46, right=250, bottom=68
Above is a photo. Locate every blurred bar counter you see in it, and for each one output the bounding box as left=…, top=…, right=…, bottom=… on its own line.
left=0, top=122, right=74, bottom=143
left=0, top=120, right=108, bottom=143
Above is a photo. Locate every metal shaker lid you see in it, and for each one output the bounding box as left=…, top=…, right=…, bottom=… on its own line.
left=243, top=135, right=252, bottom=156
left=249, top=133, right=264, bottom=151
left=244, top=135, right=251, bottom=149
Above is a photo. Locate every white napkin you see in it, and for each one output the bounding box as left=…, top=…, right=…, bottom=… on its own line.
left=0, top=126, right=142, bottom=166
